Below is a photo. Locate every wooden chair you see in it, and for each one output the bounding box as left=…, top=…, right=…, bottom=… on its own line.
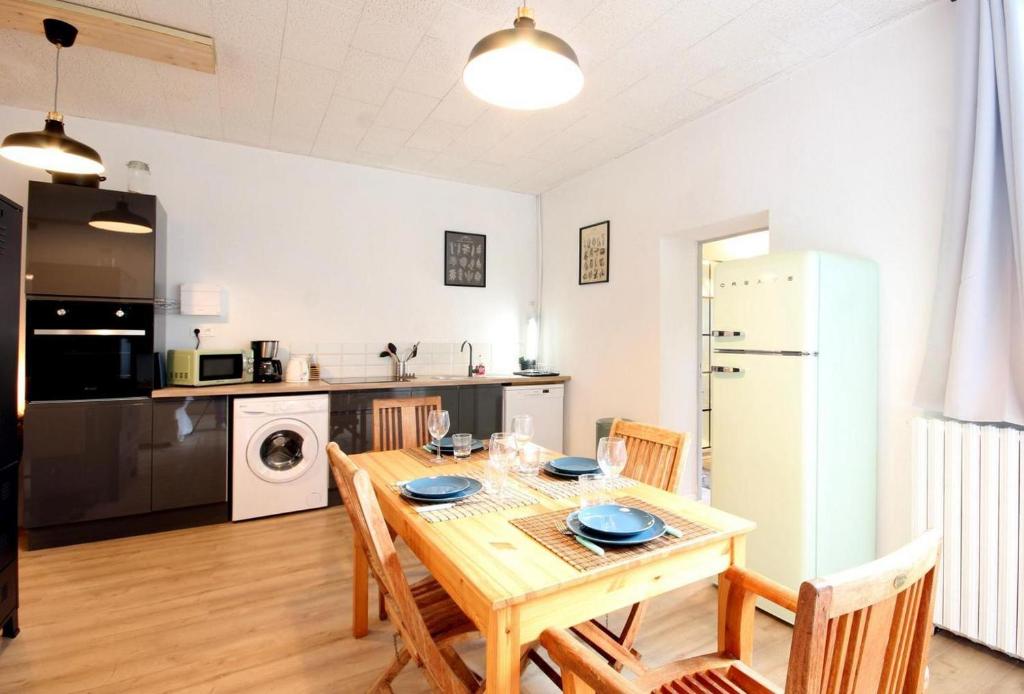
left=371, top=396, right=442, bottom=451
left=359, top=395, right=443, bottom=624
left=328, top=442, right=484, bottom=693
left=609, top=418, right=690, bottom=492
left=550, top=420, right=690, bottom=679
left=541, top=530, right=942, bottom=694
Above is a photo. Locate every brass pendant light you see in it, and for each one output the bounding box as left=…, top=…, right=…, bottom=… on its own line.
left=463, top=4, right=583, bottom=110
left=1, top=19, right=104, bottom=175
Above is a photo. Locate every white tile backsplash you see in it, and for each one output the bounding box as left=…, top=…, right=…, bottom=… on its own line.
left=289, top=339, right=524, bottom=379
left=318, top=353, right=342, bottom=367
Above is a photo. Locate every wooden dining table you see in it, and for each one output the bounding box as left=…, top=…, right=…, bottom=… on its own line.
left=349, top=447, right=755, bottom=693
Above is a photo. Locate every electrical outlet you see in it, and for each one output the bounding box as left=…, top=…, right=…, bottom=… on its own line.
left=196, top=326, right=216, bottom=338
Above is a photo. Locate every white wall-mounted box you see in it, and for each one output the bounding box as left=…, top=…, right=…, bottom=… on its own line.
left=180, top=283, right=223, bottom=316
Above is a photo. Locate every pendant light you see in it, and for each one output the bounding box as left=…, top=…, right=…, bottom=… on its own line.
left=0, top=19, right=104, bottom=175
left=463, top=4, right=583, bottom=110
left=89, top=198, right=152, bottom=234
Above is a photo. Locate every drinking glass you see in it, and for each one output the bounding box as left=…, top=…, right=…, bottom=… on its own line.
left=578, top=473, right=610, bottom=508
left=485, top=432, right=516, bottom=498
left=427, top=410, right=450, bottom=462
left=512, top=414, right=534, bottom=450
left=452, top=433, right=473, bottom=460
left=596, top=436, right=628, bottom=480
left=517, top=442, right=542, bottom=476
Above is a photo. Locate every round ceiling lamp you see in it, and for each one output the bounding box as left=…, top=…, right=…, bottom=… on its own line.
left=463, top=5, right=583, bottom=111
left=0, top=19, right=104, bottom=175
left=89, top=199, right=152, bottom=234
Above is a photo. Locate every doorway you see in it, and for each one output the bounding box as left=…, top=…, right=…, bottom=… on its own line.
left=698, top=229, right=769, bottom=503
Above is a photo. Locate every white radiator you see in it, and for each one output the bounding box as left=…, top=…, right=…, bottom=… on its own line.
left=912, top=417, right=1023, bottom=658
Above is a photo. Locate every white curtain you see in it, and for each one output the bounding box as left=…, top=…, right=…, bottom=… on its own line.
left=916, top=0, right=1024, bottom=426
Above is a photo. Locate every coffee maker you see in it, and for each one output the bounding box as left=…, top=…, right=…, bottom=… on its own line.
left=251, top=340, right=283, bottom=383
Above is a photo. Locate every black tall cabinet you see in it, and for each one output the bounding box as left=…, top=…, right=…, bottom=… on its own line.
left=0, top=194, right=23, bottom=639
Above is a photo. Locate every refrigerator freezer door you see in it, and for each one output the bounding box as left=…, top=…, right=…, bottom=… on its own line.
left=710, top=351, right=818, bottom=622
left=712, top=252, right=819, bottom=353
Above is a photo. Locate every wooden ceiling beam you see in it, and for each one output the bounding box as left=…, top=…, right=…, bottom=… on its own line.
left=0, top=0, right=216, bottom=73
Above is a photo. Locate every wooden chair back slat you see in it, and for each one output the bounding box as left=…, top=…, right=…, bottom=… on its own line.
left=327, top=443, right=471, bottom=693
left=786, top=530, right=941, bottom=694
left=372, top=396, right=442, bottom=451
left=608, top=419, right=690, bottom=492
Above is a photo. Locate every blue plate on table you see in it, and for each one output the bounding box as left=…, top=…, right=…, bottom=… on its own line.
left=403, top=475, right=472, bottom=499
left=549, top=457, right=600, bottom=474
left=577, top=504, right=656, bottom=537
left=400, top=478, right=482, bottom=504
left=426, top=438, right=485, bottom=452
left=565, top=511, right=666, bottom=546
left=542, top=462, right=589, bottom=479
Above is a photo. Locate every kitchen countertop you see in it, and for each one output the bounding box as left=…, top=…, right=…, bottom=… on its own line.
left=151, top=374, right=570, bottom=399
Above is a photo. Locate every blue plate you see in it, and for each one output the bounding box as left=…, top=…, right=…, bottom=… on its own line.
left=400, top=478, right=482, bottom=504
left=543, top=462, right=587, bottom=479
left=426, top=439, right=485, bottom=452
left=577, top=504, right=656, bottom=537
left=566, top=511, right=666, bottom=546
left=403, top=475, right=472, bottom=499
left=549, top=456, right=600, bottom=474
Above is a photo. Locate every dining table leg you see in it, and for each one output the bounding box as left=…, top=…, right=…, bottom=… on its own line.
left=352, top=535, right=369, bottom=638
left=486, top=606, right=521, bottom=693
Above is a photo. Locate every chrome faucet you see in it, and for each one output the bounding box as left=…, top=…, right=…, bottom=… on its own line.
left=460, top=340, right=474, bottom=377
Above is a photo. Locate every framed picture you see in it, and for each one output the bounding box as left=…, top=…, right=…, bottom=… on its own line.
left=579, top=220, right=610, bottom=285
left=444, top=230, right=486, bottom=287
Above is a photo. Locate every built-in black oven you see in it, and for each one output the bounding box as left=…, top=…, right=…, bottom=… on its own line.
left=26, top=298, right=155, bottom=401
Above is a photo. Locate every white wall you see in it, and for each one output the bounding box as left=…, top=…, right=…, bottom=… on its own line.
left=540, top=2, right=954, bottom=554
left=0, top=104, right=538, bottom=373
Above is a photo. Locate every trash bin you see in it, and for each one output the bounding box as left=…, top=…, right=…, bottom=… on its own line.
left=596, top=417, right=632, bottom=454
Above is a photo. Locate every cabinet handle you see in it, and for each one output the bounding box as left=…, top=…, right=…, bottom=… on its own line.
left=711, top=366, right=743, bottom=374
left=33, top=328, right=147, bottom=336
left=711, top=330, right=743, bottom=337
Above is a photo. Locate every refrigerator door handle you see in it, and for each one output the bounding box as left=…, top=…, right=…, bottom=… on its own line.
left=711, top=365, right=744, bottom=374
left=711, top=330, right=743, bottom=337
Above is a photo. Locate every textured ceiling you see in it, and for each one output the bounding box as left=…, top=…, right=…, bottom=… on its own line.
left=0, top=0, right=936, bottom=193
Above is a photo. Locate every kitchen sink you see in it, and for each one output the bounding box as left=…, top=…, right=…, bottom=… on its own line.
left=428, top=375, right=469, bottom=380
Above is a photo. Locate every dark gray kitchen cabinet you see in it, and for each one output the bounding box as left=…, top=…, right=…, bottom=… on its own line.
left=457, top=385, right=504, bottom=440
left=22, top=398, right=152, bottom=527
left=151, top=397, right=227, bottom=511
left=329, top=386, right=464, bottom=454
left=26, top=181, right=166, bottom=301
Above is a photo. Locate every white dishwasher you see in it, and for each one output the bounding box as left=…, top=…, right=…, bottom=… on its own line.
left=503, top=384, right=564, bottom=451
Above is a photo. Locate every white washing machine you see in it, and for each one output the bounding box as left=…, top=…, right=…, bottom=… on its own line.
left=232, top=393, right=329, bottom=521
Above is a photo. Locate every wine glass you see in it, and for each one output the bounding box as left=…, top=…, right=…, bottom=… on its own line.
left=485, top=432, right=516, bottom=498
left=427, top=410, right=450, bottom=462
left=511, top=414, right=534, bottom=472
left=596, top=436, right=627, bottom=480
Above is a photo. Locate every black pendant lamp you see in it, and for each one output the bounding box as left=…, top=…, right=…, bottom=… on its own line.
left=463, top=4, right=583, bottom=110
left=89, top=197, right=152, bottom=234
left=0, top=19, right=104, bottom=175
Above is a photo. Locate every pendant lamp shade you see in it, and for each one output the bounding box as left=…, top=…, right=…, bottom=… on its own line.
left=1, top=115, right=104, bottom=174
left=89, top=200, right=152, bottom=234
left=0, top=19, right=104, bottom=174
left=463, top=7, right=583, bottom=110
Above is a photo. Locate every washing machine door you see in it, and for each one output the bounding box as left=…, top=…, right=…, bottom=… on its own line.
left=246, top=418, right=320, bottom=483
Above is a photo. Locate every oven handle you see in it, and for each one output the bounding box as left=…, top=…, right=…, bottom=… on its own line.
left=33, top=328, right=147, bottom=336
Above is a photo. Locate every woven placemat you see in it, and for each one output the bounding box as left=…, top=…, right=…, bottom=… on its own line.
left=510, top=497, right=717, bottom=571
left=400, top=445, right=491, bottom=467
left=513, top=470, right=639, bottom=500
left=391, top=469, right=539, bottom=523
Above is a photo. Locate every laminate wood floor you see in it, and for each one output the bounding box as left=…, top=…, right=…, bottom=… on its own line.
left=0, top=507, right=1020, bottom=692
